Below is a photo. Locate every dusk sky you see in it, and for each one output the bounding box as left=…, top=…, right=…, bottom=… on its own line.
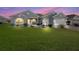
left=0, top=7, right=79, bottom=18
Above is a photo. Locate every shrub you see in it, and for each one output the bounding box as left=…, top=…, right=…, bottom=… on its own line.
left=48, top=24, right=52, bottom=27
left=0, top=22, right=3, bottom=24
left=24, top=23, right=27, bottom=26
left=59, top=25, right=64, bottom=28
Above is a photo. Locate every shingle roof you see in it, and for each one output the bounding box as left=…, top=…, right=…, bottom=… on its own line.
left=10, top=11, right=38, bottom=19
left=53, top=13, right=66, bottom=19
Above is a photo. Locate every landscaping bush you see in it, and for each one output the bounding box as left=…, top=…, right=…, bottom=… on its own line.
left=0, top=22, right=3, bottom=24
left=66, top=21, right=71, bottom=25
left=48, top=24, right=52, bottom=27
left=74, top=24, right=79, bottom=27
left=59, top=25, right=64, bottom=28
left=24, top=23, right=27, bottom=26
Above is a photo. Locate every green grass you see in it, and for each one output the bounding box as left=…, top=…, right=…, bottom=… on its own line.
left=0, top=24, right=79, bottom=51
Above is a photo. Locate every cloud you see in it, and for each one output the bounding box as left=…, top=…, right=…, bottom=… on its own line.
left=33, top=7, right=58, bottom=14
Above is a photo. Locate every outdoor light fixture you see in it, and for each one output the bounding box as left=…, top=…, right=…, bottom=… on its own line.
left=42, top=27, right=52, bottom=32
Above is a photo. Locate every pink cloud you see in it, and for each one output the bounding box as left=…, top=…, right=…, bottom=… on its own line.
left=33, top=7, right=58, bottom=14
left=0, top=10, right=25, bottom=18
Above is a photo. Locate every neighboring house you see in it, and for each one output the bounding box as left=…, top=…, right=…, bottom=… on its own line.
left=66, top=14, right=77, bottom=28
left=66, top=14, right=76, bottom=25
left=72, top=15, right=79, bottom=27
left=0, top=16, right=8, bottom=24
left=53, top=13, right=67, bottom=28
left=10, top=11, right=38, bottom=27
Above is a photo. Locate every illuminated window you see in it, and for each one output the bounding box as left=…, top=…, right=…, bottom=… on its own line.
left=16, top=18, right=24, bottom=25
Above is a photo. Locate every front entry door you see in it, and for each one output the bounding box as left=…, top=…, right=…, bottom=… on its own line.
left=27, top=18, right=37, bottom=27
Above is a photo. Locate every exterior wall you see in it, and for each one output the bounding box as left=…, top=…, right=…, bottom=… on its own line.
left=0, top=20, right=4, bottom=23
left=53, top=18, right=66, bottom=28
left=11, top=18, right=16, bottom=25
left=42, top=18, right=49, bottom=26
left=11, top=17, right=38, bottom=27
left=0, top=19, right=6, bottom=23
left=72, top=19, right=79, bottom=25
left=64, top=20, right=71, bottom=29
left=11, top=18, right=24, bottom=26
left=27, top=18, right=37, bottom=27
left=48, top=17, right=53, bottom=25
left=27, top=19, right=31, bottom=27
left=37, top=17, right=42, bottom=25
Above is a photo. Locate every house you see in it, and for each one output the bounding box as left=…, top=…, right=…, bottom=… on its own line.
left=10, top=10, right=56, bottom=27
left=10, top=11, right=38, bottom=27
left=52, top=13, right=67, bottom=28
left=10, top=10, right=78, bottom=29
left=41, top=12, right=67, bottom=28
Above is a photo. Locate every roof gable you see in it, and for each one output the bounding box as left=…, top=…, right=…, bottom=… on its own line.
left=53, top=13, right=66, bottom=19
left=10, top=10, right=38, bottom=19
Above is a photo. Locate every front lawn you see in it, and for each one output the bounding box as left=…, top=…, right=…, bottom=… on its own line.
left=0, top=24, right=79, bottom=51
